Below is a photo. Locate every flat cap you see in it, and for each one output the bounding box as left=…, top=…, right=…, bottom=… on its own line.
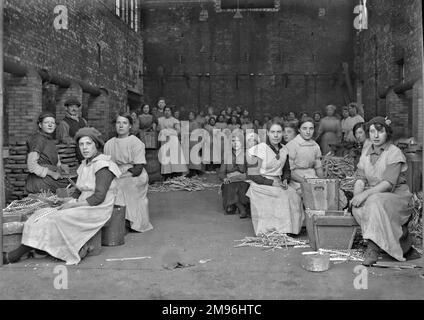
left=64, top=96, right=81, bottom=107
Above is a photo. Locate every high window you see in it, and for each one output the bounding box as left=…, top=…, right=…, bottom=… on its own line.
left=115, top=0, right=140, bottom=32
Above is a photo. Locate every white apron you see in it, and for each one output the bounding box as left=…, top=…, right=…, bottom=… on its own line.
left=158, top=128, right=188, bottom=174
left=22, top=154, right=121, bottom=265
left=115, top=166, right=153, bottom=233
left=104, top=136, right=153, bottom=233
left=352, top=144, right=412, bottom=261
left=246, top=143, right=304, bottom=235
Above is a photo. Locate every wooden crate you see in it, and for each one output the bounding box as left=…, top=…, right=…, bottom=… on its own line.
left=3, top=218, right=24, bottom=253
left=405, top=152, right=422, bottom=193
left=305, top=209, right=359, bottom=250
left=301, top=178, right=340, bottom=210
left=144, top=131, right=158, bottom=149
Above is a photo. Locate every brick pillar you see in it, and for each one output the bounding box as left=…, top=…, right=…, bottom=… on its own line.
left=88, top=89, right=110, bottom=137
left=5, top=68, right=42, bottom=144
left=386, top=89, right=410, bottom=139
left=56, top=82, right=83, bottom=121
left=412, top=79, right=423, bottom=143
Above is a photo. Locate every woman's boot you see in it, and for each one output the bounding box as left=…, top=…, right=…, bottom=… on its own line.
left=363, top=240, right=380, bottom=266
left=236, top=203, right=247, bottom=219
left=2, top=245, right=32, bottom=264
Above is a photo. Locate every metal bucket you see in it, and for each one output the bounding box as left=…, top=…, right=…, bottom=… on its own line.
left=101, top=206, right=126, bottom=246
left=301, top=253, right=331, bottom=272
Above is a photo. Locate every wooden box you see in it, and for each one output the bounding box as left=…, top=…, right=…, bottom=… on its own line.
left=3, top=217, right=25, bottom=252
left=144, top=131, right=158, bottom=149
left=405, top=152, right=422, bottom=193
left=3, top=234, right=23, bottom=253
left=305, top=209, right=359, bottom=250
left=301, top=178, right=340, bottom=210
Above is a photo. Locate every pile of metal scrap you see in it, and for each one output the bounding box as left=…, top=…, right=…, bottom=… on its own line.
left=323, top=155, right=356, bottom=192
left=234, top=231, right=309, bottom=251
left=3, top=191, right=61, bottom=220
left=148, top=176, right=221, bottom=193
left=409, top=191, right=423, bottom=247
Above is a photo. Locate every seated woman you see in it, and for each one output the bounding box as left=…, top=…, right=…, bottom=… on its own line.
left=353, top=122, right=372, bottom=154
left=287, top=118, right=348, bottom=208
left=215, top=114, right=228, bottom=130
left=3, top=128, right=121, bottom=265
left=104, top=113, right=153, bottom=233
left=286, top=118, right=324, bottom=194
left=283, top=121, right=298, bottom=144
left=351, top=117, right=414, bottom=266
left=227, top=115, right=241, bottom=131
left=246, top=120, right=304, bottom=235
left=218, top=131, right=250, bottom=218
left=351, top=122, right=372, bottom=169
left=26, top=112, right=69, bottom=193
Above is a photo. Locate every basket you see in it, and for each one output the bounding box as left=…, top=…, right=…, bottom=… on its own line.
left=301, top=178, right=340, bottom=210
left=305, top=209, right=359, bottom=250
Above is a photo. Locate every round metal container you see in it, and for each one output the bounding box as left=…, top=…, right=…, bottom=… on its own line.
left=301, top=253, right=331, bottom=272
left=101, top=206, right=126, bottom=247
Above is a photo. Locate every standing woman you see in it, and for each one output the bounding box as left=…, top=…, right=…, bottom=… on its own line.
left=312, top=111, right=322, bottom=140
left=340, top=106, right=350, bottom=141
left=187, top=111, right=205, bottom=177
left=204, top=116, right=220, bottom=172
left=351, top=117, right=414, bottom=265
left=157, top=106, right=188, bottom=179
left=26, top=112, right=69, bottom=193
left=316, top=105, right=342, bottom=155
left=138, top=104, right=157, bottom=146
left=130, top=111, right=140, bottom=137
left=286, top=118, right=324, bottom=194
left=246, top=120, right=304, bottom=235
left=104, top=113, right=153, bottom=233
left=4, top=128, right=121, bottom=265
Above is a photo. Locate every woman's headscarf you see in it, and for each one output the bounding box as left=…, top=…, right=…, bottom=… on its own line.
left=74, top=127, right=105, bottom=149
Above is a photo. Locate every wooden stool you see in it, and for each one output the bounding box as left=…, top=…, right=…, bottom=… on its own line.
left=101, top=206, right=126, bottom=246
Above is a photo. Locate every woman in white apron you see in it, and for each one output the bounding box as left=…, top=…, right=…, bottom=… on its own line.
left=286, top=118, right=324, bottom=194
left=351, top=117, right=414, bottom=265
left=286, top=118, right=348, bottom=209
left=104, top=113, right=153, bottom=233
left=246, top=120, right=304, bottom=235
left=157, top=106, right=188, bottom=179
left=3, top=128, right=121, bottom=265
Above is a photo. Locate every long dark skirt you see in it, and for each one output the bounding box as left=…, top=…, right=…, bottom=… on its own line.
left=221, top=181, right=250, bottom=210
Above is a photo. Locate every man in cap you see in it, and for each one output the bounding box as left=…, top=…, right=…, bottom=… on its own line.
left=57, top=96, right=88, bottom=143
left=56, top=96, right=88, bottom=161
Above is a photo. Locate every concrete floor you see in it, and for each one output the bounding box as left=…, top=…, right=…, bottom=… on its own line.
left=1, top=175, right=423, bottom=300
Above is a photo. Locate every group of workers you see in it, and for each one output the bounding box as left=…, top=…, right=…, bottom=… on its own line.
left=1, top=96, right=418, bottom=268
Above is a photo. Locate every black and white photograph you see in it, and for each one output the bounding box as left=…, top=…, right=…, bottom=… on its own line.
left=0, top=0, right=423, bottom=306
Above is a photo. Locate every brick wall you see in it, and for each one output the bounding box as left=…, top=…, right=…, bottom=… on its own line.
left=4, top=0, right=144, bottom=141
left=141, top=0, right=356, bottom=119
left=354, top=0, right=423, bottom=140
